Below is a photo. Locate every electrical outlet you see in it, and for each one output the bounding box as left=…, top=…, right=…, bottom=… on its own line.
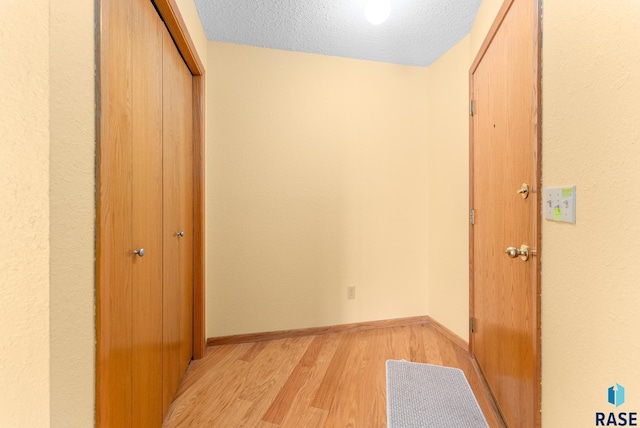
left=347, top=286, right=356, bottom=300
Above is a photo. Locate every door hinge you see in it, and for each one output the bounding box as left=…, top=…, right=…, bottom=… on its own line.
left=469, top=209, right=475, bottom=225
left=469, top=100, right=475, bottom=116
left=470, top=317, right=476, bottom=334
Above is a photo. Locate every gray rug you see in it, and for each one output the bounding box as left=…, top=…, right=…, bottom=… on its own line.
left=386, top=360, right=489, bottom=428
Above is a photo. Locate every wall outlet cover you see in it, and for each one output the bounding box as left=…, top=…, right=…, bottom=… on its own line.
left=347, top=286, right=356, bottom=300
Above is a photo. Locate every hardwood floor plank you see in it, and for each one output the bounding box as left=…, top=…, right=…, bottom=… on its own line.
left=277, top=335, right=340, bottom=427
left=308, top=332, right=355, bottom=411
left=255, top=421, right=279, bottom=428
left=163, top=323, right=505, bottom=427
left=234, top=337, right=314, bottom=427
left=407, top=324, right=428, bottom=362
left=210, top=398, right=254, bottom=428
left=175, top=344, right=242, bottom=393
left=359, top=329, right=390, bottom=427
left=164, top=345, right=253, bottom=427
left=421, top=323, right=445, bottom=365
left=262, top=335, right=327, bottom=424
left=323, top=330, right=387, bottom=427
left=239, top=341, right=270, bottom=363
left=281, top=406, right=327, bottom=428
left=238, top=337, right=312, bottom=402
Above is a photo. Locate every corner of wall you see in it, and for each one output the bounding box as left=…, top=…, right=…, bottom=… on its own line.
left=424, top=34, right=471, bottom=342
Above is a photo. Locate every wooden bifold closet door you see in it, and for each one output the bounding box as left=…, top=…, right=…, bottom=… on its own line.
left=162, top=25, right=194, bottom=415
left=97, top=0, right=194, bottom=425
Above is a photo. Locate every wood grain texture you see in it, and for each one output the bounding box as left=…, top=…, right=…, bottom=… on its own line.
left=469, top=0, right=541, bottom=426
left=532, top=1, right=543, bottom=426
left=153, top=0, right=204, bottom=75
left=154, top=0, right=207, bottom=362
left=192, top=74, right=206, bottom=360
left=162, top=26, right=194, bottom=413
left=131, top=0, right=164, bottom=425
left=178, top=42, right=194, bottom=380
left=162, top=29, right=182, bottom=411
left=163, top=324, right=504, bottom=427
left=470, top=0, right=515, bottom=74
left=98, top=0, right=206, bottom=424
left=96, top=0, right=133, bottom=425
left=207, top=316, right=431, bottom=346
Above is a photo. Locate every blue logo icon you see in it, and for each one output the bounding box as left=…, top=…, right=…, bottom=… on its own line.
left=609, top=384, right=626, bottom=408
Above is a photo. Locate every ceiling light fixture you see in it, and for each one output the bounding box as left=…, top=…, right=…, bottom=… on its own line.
left=364, top=0, right=391, bottom=25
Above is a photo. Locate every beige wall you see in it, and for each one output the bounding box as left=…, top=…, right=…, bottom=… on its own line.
left=470, top=0, right=504, bottom=56
left=49, top=0, right=95, bottom=425
left=0, top=0, right=51, bottom=425
left=423, top=0, right=504, bottom=342
left=541, top=0, right=640, bottom=424
left=425, top=35, right=472, bottom=340
left=207, top=42, right=430, bottom=337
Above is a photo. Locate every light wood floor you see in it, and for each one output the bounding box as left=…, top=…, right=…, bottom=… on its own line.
left=163, top=323, right=503, bottom=427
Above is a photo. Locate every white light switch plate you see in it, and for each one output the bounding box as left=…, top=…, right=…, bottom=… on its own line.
left=544, top=186, right=576, bottom=223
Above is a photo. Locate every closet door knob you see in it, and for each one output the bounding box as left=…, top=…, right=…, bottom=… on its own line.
left=177, top=231, right=185, bottom=237
left=133, top=248, right=145, bottom=257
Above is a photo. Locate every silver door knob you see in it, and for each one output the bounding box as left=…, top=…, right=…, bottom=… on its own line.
left=177, top=231, right=185, bottom=237
left=133, top=248, right=145, bottom=257
left=505, top=245, right=530, bottom=261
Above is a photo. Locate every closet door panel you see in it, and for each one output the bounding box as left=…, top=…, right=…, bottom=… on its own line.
left=162, top=27, right=189, bottom=412
left=97, top=0, right=133, bottom=425
left=100, top=0, right=197, bottom=424
left=179, top=57, right=194, bottom=374
left=131, top=0, right=164, bottom=425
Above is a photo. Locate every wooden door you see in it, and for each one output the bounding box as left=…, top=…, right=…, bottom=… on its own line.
left=98, top=0, right=201, bottom=424
left=97, top=0, right=164, bottom=425
left=131, top=0, right=164, bottom=425
left=162, top=27, right=194, bottom=413
left=469, top=0, right=540, bottom=427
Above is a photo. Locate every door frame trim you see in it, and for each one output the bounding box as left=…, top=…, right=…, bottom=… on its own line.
left=468, top=0, right=541, bottom=426
left=96, top=0, right=206, bottom=404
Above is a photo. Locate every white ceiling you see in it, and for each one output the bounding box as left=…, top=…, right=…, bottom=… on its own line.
left=193, top=0, right=482, bottom=67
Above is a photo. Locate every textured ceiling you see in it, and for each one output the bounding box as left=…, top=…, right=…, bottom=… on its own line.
left=193, top=0, right=482, bottom=67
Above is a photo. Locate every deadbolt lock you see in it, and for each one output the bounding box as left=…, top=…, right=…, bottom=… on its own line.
left=505, top=245, right=530, bottom=261
left=517, top=183, right=530, bottom=199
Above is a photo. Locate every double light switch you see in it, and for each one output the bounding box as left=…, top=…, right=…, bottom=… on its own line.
left=544, top=186, right=576, bottom=224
